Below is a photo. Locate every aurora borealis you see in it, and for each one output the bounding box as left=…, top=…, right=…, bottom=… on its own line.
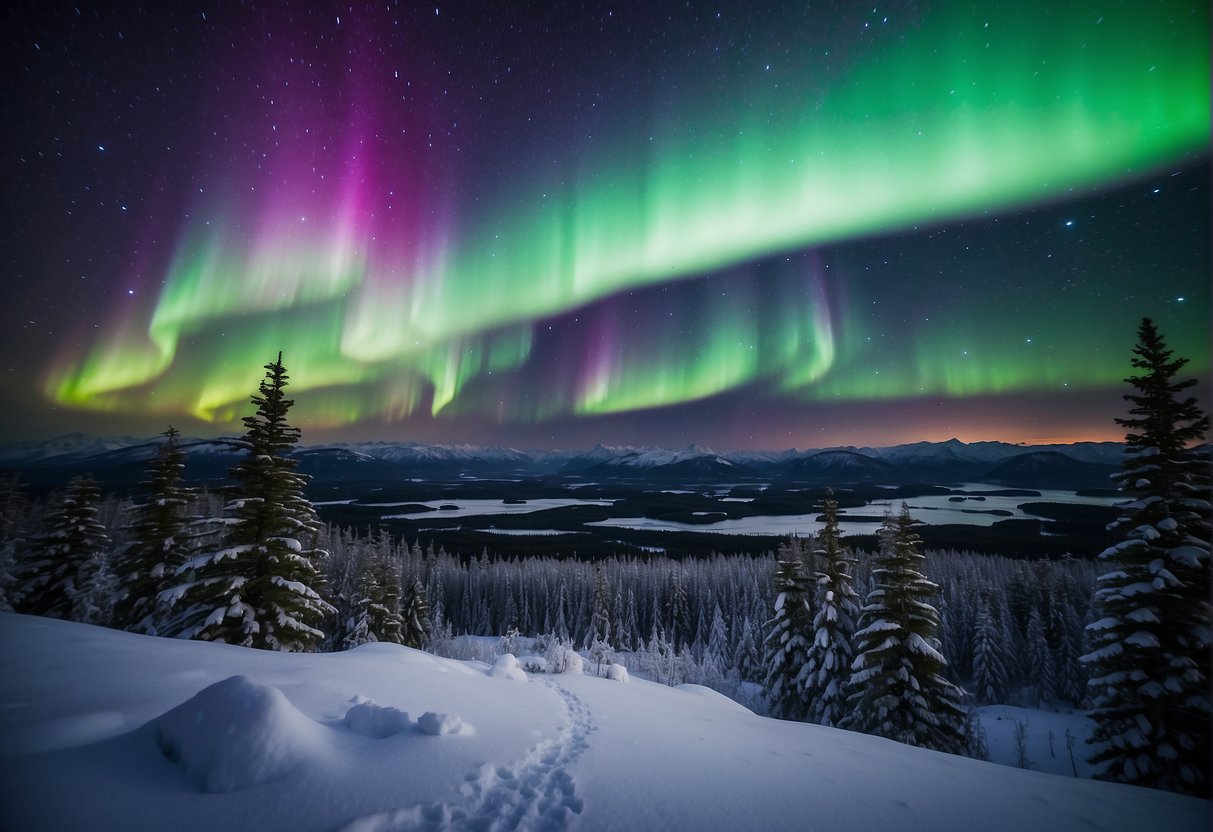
left=3, top=2, right=1209, bottom=449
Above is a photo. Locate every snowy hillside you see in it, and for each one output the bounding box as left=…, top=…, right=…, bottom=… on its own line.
left=0, top=614, right=1205, bottom=832
left=336, top=441, right=534, bottom=466
left=564, top=444, right=727, bottom=470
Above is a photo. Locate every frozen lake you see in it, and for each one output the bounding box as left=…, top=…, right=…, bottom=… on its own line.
left=860, top=484, right=1121, bottom=526
left=342, top=483, right=1123, bottom=538
left=589, top=514, right=884, bottom=536
left=590, top=484, right=1122, bottom=535
left=381, top=498, right=615, bottom=519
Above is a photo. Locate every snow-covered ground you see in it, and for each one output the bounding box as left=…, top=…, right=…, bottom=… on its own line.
left=0, top=614, right=1206, bottom=832
left=976, top=704, right=1096, bottom=779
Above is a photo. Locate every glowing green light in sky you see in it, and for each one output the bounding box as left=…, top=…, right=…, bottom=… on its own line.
left=44, top=1, right=1210, bottom=428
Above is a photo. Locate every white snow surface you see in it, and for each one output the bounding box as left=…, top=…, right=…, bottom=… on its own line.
left=975, top=705, right=1097, bottom=779
left=0, top=613, right=1207, bottom=832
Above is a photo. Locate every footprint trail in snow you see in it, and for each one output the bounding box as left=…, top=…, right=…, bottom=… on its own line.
left=336, top=679, right=593, bottom=832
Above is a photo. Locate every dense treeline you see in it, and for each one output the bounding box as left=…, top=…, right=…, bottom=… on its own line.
left=0, top=470, right=1098, bottom=714
left=322, top=523, right=1099, bottom=706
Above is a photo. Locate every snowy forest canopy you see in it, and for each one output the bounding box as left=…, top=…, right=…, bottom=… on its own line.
left=0, top=477, right=1097, bottom=713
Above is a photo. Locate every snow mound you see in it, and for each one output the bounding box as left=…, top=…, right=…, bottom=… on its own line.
left=344, top=700, right=411, bottom=739
left=150, top=675, right=324, bottom=793
left=418, top=711, right=463, bottom=736
left=488, top=653, right=528, bottom=681
left=606, top=663, right=630, bottom=683
left=517, top=654, right=548, bottom=673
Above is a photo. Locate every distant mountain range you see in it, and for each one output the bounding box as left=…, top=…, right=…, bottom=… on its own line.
left=0, top=433, right=1137, bottom=490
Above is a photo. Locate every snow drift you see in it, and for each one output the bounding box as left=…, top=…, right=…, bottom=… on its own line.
left=343, top=698, right=411, bottom=739
left=0, top=613, right=1207, bottom=832
left=151, top=674, right=326, bottom=793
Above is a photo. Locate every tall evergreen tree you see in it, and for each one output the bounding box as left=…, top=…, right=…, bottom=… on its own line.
left=763, top=553, right=813, bottom=721
left=342, top=569, right=377, bottom=649
left=586, top=565, right=611, bottom=649
left=14, top=475, right=109, bottom=621
left=75, top=548, right=118, bottom=627
left=375, top=554, right=405, bottom=645
left=621, top=587, right=639, bottom=651
left=340, top=548, right=405, bottom=648
left=667, top=568, right=690, bottom=651
left=971, top=594, right=1008, bottom=705
left=170, top=354, right=334, bottom=650
left=844, top=506, right=968, bottom=753
left=705, top=602, right=731, bottom=671
left=0, top=475, right=33, bottom=612
left=1051, top=598, right=1087, bottom=704
left=733, top=617, right=762, bottom=683
left=400, top=577, right=432, bottom=649
left=801, top=489, right=860, bottom=727
left=1083, top=318, right=1211, bottom=795
left=1026, top=608, right=1056, bottom=707
left=553, top=577, right=570, bottom=641
left=114, top=427, right=192, bottom=634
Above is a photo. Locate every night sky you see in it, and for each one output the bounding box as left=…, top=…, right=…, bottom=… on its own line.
left=2, top=1, right=1208, bottom=450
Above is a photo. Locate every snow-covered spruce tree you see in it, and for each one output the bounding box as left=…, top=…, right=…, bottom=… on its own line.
left=75, top=550, right=119, bottom=627
left=763, top=552, right=814, bottom=721
left=342, top=575, right=375, bottom=649
left=0, top=475, right=34, bottom=612
left=667, top=567, right=691, bottom=651
left=14, top=475, right=110, bottom=621
left=585, top=565, right=611, bottom=650
left=843, top=505, right=968, bottom=753
left=1083, top=318, right=1211, bottom=795
left=170, top=354, right=334, bottom=651
left=970, top=594, right=1008, bottom=705
left=800, top=489, right=860, bottom=727
left=400, top=576, right=432, bottom=649
left=706, top=602, right=731, bottom=671
left=1051, top=597, right=1087, bottom=705
left=341, top=549, right=403, bottom=648
left=733, top=616, right=762, bottom=682
left=113, top=427, right=192, bottom=634
left=1026, top=608, right=1056, bottom=707
left=375, top=554, right=405, bottom=645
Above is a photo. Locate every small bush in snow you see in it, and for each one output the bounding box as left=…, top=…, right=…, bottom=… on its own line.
left=543, top=638, right=583, bottom=674
left=489, top=653, right=528, bottom=681
left=518, top=655, right=548, bottom=674
left=606, top=663, right=630, bottom=683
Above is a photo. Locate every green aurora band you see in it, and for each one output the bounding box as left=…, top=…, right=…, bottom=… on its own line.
left=47, top=1, right=1210, bottom=429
